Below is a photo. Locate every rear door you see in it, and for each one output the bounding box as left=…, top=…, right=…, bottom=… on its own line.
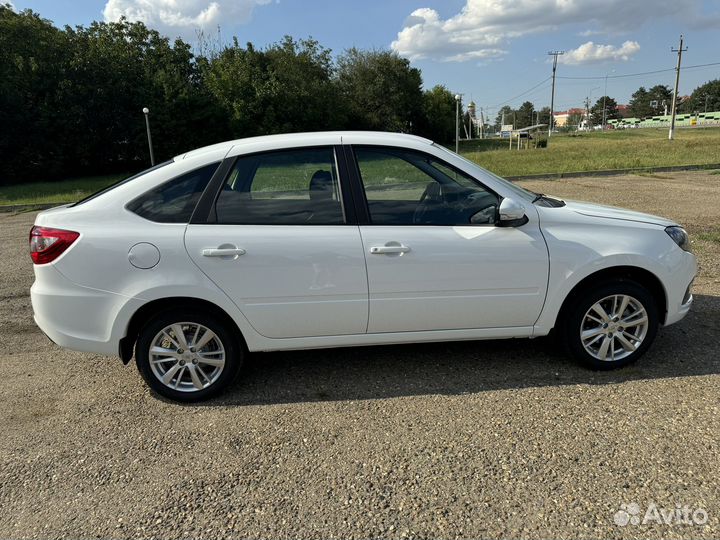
left=184, top=146, right=368, bottom=339
left=349, top=145, right=549, bottom=334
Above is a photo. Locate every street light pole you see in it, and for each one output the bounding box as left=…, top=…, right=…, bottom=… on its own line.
left=143, top=107, right=155, bottom=166
left=455, top=94, right=461, bottom=153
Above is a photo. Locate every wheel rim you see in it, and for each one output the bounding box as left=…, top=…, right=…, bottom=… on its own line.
left=149, top=322, right=225, bottom=393
left=580, top=294, right=649, bottom=362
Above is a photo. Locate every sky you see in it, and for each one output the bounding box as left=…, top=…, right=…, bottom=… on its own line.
left=11, top=0, right=720, bottom=120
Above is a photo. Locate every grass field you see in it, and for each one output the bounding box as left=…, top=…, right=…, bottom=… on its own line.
left=461, top=128, right=720, bottom=177
left=2, top=128, right=720, bottom=206
left=0, top=174, right=125, bottom=206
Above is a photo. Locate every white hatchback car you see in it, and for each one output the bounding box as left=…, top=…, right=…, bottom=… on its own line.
left=30, top=132, right=696, bottom=401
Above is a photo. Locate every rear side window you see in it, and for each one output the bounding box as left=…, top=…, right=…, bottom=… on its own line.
left=127, top=162, right=219, bottom=223
left=215, top=147, right=344, bottom=225
left=73, top=160, right=172, bottom=207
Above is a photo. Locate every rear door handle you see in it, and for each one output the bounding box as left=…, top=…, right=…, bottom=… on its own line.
left=202, top=247, right=246, bottom=257
left=369, top=245, right=411, bottom=255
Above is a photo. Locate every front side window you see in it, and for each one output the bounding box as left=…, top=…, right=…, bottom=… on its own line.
left=126, top=162, right=219, bottom=223
left=353, top=147, right=499, bottom=225
left=215, top=147, right=344, bottom=225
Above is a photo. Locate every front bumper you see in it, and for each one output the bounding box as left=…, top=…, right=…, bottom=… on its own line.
left=664, top=253, right=697, bottom=326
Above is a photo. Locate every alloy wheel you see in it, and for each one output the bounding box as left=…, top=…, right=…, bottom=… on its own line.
left=148, top=322, right=226, bottom=392
left=580, top=294, right=649, bottom=362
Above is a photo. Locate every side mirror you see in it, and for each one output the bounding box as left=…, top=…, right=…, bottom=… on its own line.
left=498, top=198, right=528, bottom=227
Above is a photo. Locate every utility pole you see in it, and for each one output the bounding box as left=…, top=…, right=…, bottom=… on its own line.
left=669, top=35, right=687, bottom=140
left=584, top=96, right=591, bottom=130
left=455, top=94, right=461, bottom=153
left=547, top=50, right=565, bottom=140
left=705, top=94, right=710, bottom=113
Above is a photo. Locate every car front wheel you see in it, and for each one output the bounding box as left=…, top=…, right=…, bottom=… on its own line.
left=563, top=281, right=659, bottom=369
left=135, top=310, right=242, bottom=402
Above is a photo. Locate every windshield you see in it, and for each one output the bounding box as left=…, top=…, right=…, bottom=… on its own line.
left=72, top=160, right=173, bottom=206
left=432, top=144, right=536, bottom=202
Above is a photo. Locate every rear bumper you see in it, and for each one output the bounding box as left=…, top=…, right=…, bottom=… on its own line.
left=31, top=265, right=142, bottom=357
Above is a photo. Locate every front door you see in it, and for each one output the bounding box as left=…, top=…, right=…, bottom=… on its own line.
left=350, top=146, right=548, bottom=333
left=185, top=146, right=368, bottom=339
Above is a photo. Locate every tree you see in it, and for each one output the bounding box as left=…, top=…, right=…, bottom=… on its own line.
left=628, top=87, right=651, bottom=118
left=629, top=85, right=673, bottom=118
left=647, top=85, right=673, bottom=115
left=567, top=111, right=583, bottom=129
left=515, top=101, right=535, bottom=129
left=537, top=106, right=551, bottom=126
left=494, top=106, right=513, bottom=129
left=0, top=6, right=69, bottom=181
left=418, top=85, right=456, bottom=143
left=681, top=79, right=720, bottom=113
left=0, top=8, right=229, bottom=183
left=336, top=48, right=423, bottom=132
left=206, top=36, right=341, bottom=138
left=591, top=96, right=620, bottom=125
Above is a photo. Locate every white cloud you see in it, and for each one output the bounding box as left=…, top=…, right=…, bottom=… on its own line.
left=559, top=40, right=640, bottom=65
left=103, top=0, right=272, bottom=37
left=392, top=0, right=696, bottom=62
left=578, top=29, right=604, bottom=37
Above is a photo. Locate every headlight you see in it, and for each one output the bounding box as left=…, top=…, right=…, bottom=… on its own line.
left=665, top=226, right=691, bottom=252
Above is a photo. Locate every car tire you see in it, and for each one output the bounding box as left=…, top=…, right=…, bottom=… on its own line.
left=562, top=280, right=659, bottom=370
left=135, top=309, right=242, bottom=402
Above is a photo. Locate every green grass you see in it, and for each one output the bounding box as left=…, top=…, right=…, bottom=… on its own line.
left=460, top=128, right=720, bottom=177
left=697, top=231, right=720, bottom=244
left=0, top=174, right=125, bottom=206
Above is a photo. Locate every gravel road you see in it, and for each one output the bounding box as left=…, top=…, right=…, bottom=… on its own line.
left=1, top=171, right=719, bottom=539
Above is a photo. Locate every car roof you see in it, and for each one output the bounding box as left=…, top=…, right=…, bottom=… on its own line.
left=175, top=131, right=435, bottom=161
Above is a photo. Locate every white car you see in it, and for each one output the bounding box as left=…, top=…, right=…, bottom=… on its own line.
left=30, top=132, right=696, bottom=401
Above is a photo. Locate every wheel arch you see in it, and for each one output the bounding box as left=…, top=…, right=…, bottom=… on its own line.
left=555, top=265, right=668, bottom=330
left=119, top=297, right=247, bottom=364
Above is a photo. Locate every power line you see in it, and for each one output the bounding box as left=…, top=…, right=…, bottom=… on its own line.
left=489, top=76, right=551, bottom=109
left=557, top=61, right=720, bottom=80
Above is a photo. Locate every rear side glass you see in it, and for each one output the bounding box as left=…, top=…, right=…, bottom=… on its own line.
left=126, top=162, right=220, bottom=223
left=72, top=160, right=173, bottom=206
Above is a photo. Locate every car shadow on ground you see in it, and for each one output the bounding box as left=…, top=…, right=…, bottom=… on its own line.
left=207, top=294, right=720, bottom=407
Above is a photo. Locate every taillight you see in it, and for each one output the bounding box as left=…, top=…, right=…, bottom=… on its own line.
left=29, top=226, right=80, bottom=264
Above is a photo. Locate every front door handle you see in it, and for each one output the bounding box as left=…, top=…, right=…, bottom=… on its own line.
left=202, top=247, right=246, bottom=258
left=369, top=245, right=411, bottom=255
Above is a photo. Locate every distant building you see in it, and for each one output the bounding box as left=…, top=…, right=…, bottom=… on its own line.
left=467, top=101, right=476, bottom=119
left=552, top=108, right=584, bottom=127
left=617, top=104, right=632, bottom=118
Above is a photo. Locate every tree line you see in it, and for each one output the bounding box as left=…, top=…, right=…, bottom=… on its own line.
left=0, top=6, right=462, bottom=184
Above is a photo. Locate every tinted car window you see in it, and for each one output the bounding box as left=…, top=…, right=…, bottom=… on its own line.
left=215, top=147, right=344, bottom=225
left=354, top=147, right=498, bottom=225
left=126, top=162, right=219, bottom=223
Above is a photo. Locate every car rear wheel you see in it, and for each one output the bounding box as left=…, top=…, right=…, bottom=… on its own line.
left=135, top=310, right=242, bottom=402
left=563, top=281, right=659, bottom=370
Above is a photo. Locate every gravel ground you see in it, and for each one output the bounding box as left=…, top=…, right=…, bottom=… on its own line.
left=1, top=171, right=719, bottom=539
